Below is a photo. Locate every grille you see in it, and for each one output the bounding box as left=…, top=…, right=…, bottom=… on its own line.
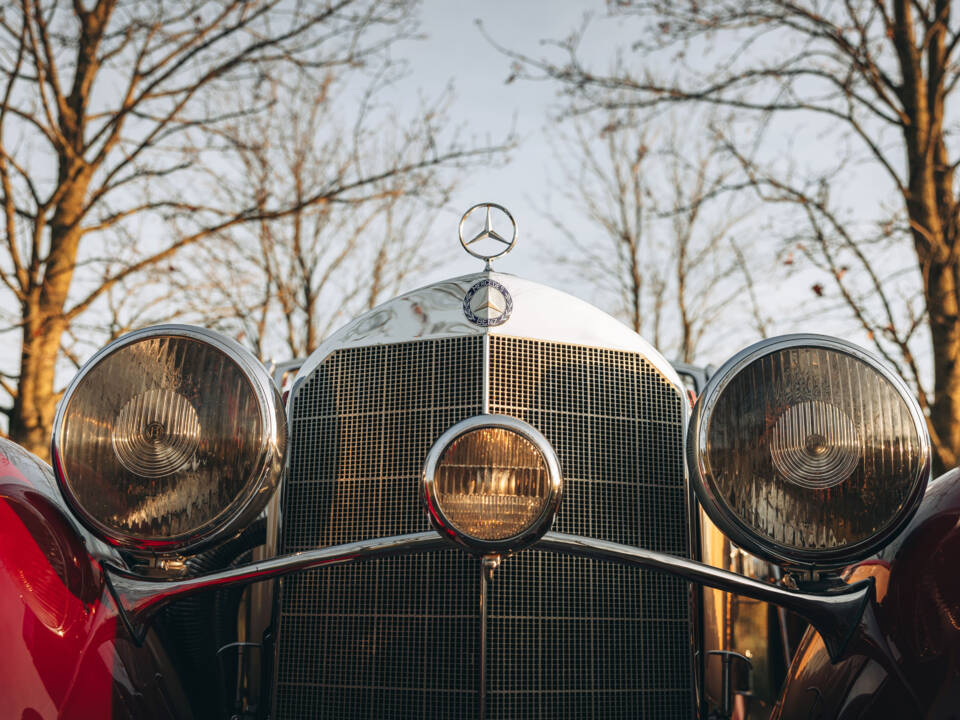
left=275, top=337, right=484, bottom=718
left=274, top=334, right=691, bottom=718
left=486, top=337, right=691, bottom=719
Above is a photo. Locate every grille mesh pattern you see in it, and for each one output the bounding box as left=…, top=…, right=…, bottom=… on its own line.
left=275, top=337, right=484, bottom=719
left=275, top=334, right=691, bottom=718
left=487, top=337, right=691, bottom=719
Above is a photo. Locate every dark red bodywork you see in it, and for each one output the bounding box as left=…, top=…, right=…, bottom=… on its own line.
left=773, top=468, right=960, bottom=719
left=0, top=438, right=191, bottom=720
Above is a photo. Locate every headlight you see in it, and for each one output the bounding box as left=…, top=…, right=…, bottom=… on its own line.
left=52, top=325, right=285, bottom=555
left=422, top=415, right=562, bottom=554
left=689, top=334, right=930, bottom=569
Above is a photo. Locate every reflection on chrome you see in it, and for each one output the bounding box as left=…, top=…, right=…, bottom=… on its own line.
left=104, top=530, right=873, bottom=663
left=119, top=473, right=214, bottom=529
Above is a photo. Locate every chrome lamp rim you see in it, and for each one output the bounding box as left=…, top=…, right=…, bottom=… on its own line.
left=51, top=323, right=286, bottom=556
left=688, top=333, right=931, bottom=570
left=421, top=413, right=563, bottom=554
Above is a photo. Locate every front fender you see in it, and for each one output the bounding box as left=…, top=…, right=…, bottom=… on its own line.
left=772, top=468, right=960, bottom=719
left=0, top=438, right=192, bottom=720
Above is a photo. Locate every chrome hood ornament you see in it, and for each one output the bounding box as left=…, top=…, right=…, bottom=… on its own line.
left=458, top=202, right=518, bottom=268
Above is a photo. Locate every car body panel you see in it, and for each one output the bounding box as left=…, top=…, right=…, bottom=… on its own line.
left=773, top=468, right=960, bottom=719
left=0, top=438, right=192, bottom=720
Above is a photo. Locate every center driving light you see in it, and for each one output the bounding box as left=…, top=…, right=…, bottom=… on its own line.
left=422, top=415, right=562, bottom=554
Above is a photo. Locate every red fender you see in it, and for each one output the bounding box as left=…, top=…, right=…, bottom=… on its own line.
left=772, top=469, right=960, bottom=719
left=0, top=438, right=192, bottom=720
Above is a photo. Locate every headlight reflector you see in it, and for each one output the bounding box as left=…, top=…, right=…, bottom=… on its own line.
left=53, top=326, right=285, bottom=554
left=423, top=415, right=562, bottom=553
left=690, top=335, right=929, bottom=568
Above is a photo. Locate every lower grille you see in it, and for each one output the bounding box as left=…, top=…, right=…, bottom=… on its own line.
left=275, top=335, right=691, bottom=718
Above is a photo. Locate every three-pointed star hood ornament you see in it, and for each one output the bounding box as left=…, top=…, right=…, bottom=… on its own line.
left=457, top=202, right=517, bottom=327
left=458, top=202, right=518, bottom=268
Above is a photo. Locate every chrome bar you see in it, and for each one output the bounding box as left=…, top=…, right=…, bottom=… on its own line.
left=103, top=532, right=448, bottom=643
left=104, top=530, right=873, bottom=662
left=536, top=533, right=873, bottom=662
left=479, top=565, right=489, bottom=720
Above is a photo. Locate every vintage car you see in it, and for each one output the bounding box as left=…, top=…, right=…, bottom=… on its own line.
left=1, top=202, right=957, bottom=719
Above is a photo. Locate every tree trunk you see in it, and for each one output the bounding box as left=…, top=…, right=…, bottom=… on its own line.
left=8, top=164, right=91, bottom=460
left=925, top=255, right=960, bottom=475
left=9, top=310, right=66, bottom=459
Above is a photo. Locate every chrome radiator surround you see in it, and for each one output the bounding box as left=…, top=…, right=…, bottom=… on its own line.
left=272, top=271, right=697, bottom=719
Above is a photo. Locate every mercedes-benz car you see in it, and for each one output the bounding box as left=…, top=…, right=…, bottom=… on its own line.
left=1, top=203, right=957, bottom=719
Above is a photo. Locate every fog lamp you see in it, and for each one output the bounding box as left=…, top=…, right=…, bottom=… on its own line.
left=422, top=415, right=562, bottom=553
left=52, top=325, right=285, bottom=555
left=689, top=334, right=930, bottom=569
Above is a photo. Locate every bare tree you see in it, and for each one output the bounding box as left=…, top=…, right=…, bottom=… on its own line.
left=500, top=0, right=960, bottom=472
left=547, top=112, right=757, bottom=363
left=0, top=0, right=505, bottom=458
left=170, top=77, right=469, bottom=362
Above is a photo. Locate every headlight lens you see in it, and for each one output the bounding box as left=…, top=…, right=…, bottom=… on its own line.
left=423, top=416, right=562, bottom=553
left=434, top=426, right=549, bottom=540
left=53, top=326, right=285, bottom=554
left=690, top=335, right=929, bottom=568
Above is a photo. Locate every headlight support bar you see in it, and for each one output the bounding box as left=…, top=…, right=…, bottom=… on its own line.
left=104, top=530, right=874, bottom=666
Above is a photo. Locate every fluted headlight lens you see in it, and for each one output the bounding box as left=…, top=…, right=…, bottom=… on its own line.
left=423, top=416, right=562, bottom=552
left=691, top=336, right=930, bottom=568
left=53, top=327, right=285, bottom=554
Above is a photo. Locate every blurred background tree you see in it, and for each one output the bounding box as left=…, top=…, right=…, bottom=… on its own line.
left=544, top=110, right=764, bottom=363
left=503, top=0, right=960, bottom=472
left=0, top=0, right=507, bottom=458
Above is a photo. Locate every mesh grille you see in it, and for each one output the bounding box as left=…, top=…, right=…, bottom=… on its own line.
left=274, top=334, right=691, bottom=718
left=275, top=337, right=484, bottom=719
left=486, top=337, right=691, bottom=719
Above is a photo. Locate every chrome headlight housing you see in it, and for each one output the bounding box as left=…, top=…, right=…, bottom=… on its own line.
left=52, top=325, right=286, bottom=555
left=689, top=334, right=930, bottom=569
left=422, top=415, right=562, bottom=554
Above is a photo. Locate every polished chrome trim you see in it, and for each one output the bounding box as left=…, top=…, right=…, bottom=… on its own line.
left=267, top=358, right=305, bottom=392
left=478, top=556, right=499, bottom=720
left=671, top=364, right=702, bottom=716
left=52, top=324, right=286, bottom=556
left=689, top=333, right=932, bottom=570
left=688, top=470, right=706, bottom=719
left=535, top=532, right=872, bottom=663
left=458, top=202, right=518, bottom=266
left=104, top=532, right=448, bottom=643
left=670, top=361, right=712, bottom=395
left=421, top=414, right=563, bottom=554
left=482, top=333, right=490, bottom=413
left=279, top=269, right=699, bottom=709
left=292, top=271, right=687, bottom=391
left=105, top=529, right=872, bottom=662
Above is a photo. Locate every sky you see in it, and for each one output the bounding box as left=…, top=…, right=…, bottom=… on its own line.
left=377, top=1, right=916, bottom=371
left=366, top=1, right=803, bottom=368
left=391, top=1, right=617, bottom=283
left=0, top=0, right=925, bottom=436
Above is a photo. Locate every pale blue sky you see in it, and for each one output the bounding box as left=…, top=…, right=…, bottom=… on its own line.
left=380, top=1, right=913, bottom=370
left=393, top=1, right=614, bottom=282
